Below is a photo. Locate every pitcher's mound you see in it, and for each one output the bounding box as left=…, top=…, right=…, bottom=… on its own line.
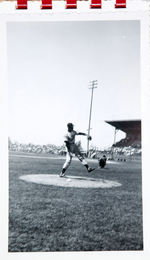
left=20, top=174, right=121, bottom=189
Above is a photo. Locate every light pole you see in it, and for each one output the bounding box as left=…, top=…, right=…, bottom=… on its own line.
left=111, top=127, right=118, bottom=160
left=87, top=80, right=98, bottom=157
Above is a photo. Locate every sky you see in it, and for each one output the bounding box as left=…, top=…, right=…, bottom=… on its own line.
left=7, top=20, right=140, bottom=149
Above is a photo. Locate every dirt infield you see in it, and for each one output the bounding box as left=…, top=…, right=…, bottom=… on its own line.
left=19, top=174, right=122, bottom=188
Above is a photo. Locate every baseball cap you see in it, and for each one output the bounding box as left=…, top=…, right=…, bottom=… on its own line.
left=67, top=123, right=74, bottom=127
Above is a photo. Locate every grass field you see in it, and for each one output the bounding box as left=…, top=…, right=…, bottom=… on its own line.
left=9, top=151, right=143, bottom=252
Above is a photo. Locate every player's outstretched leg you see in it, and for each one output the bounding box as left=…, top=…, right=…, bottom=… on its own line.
left=60, top=153, right=72, bottom=177
left=77, top=154, right=95, bottom=173
left=60, top=168, right=66, bottom=177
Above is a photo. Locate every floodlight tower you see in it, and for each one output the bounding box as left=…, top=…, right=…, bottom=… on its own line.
left=87, top=80, right=98, bottom=157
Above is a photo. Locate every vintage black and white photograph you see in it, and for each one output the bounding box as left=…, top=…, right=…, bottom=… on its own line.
left=8, top=20, right=143, bottom=252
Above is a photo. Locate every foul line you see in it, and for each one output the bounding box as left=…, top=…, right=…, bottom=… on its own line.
left=9, top=153, right=120, bottom=164
left=9, top=154, right=63, bottom=160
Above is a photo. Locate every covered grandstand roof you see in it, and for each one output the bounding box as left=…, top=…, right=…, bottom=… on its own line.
left=105, top=120, right=141, bottom=133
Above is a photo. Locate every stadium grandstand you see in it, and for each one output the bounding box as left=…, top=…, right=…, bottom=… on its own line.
left=8, top=120, right=142, bottom=160
left=106, top=120, right=141, bottom=148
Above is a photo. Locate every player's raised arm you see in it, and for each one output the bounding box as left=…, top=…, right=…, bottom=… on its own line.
left=77, top=132, right=87, bottom=136
left=77, top=132, right=92, bottom=140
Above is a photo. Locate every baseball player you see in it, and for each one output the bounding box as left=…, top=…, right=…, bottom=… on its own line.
left=60, top=123, right=95, bottom=177
left=98, top=155, right=107, bottom=168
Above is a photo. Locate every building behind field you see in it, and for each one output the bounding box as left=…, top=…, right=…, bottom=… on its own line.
left=105, top=120, right=141, bottom=160
left=106, top=120, right=141, bottom=148
left=8, top=120, right=141, bottom=160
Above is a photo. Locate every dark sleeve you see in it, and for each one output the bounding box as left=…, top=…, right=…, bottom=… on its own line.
left=64, top=141, right=70, bottom=150
left=77, top=132, right=87, bottom=136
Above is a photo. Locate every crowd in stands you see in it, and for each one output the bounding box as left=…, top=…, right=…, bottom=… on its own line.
left=9, top=138, right=141, bottom=160
left=8, top=139, right=66, bottom=156
left=113, top=137, right=141, bottom=148
left=88, top=146, right=141, bottom=160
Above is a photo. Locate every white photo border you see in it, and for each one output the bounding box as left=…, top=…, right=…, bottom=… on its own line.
left=0, top=5, right=150, bottom=260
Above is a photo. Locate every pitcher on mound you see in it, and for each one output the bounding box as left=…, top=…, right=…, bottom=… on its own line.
left=60, top=123, right=95, bottom=177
